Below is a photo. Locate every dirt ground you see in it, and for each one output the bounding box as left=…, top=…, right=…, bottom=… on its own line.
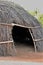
left=0, top=42, right=43, bottom=62
left=15, top=42, right=34, bottom=57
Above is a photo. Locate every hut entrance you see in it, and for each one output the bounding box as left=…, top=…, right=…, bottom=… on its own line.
left=12, top=26, right=34, bottom=55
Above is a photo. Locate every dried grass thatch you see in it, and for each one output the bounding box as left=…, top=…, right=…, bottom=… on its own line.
left=0, top=1, right=43, bottom=56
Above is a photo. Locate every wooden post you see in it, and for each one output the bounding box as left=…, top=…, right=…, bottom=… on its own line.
left=29, top=29, right=37, bottom=52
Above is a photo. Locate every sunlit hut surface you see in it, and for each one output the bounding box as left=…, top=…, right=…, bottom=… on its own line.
left=0, top=1, right=43, bottom=56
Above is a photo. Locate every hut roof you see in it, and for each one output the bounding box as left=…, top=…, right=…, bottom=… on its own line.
left=0, top=1, right=43, bottom=52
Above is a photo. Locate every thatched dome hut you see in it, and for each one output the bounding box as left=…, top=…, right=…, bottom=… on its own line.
left=0, top=1, right=43, bottom=56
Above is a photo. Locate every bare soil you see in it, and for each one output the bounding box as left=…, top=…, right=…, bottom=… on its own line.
left=14, top=42, right=34, bottom=57
left=0, top=42, right=43, bottom=62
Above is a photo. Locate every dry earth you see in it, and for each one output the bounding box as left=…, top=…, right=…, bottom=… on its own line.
left=0, top=42, right=43, bottom=62
left=1, top=42, right=42, bottom=62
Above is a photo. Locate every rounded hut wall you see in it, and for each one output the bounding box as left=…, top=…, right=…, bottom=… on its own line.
left=0, top=1, right=43, bottom=56
left=0, top=25, right=14, bottom=56
left=0, top=2, right=34, bottom=55
left=0, top=1, right=16, bottom=55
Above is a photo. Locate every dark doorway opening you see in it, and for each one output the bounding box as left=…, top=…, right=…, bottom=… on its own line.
left=12, top=26, right=34, bottom=53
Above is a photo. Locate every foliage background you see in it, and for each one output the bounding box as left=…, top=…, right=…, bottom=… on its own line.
left=29, top=9, right=43, bottom=27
